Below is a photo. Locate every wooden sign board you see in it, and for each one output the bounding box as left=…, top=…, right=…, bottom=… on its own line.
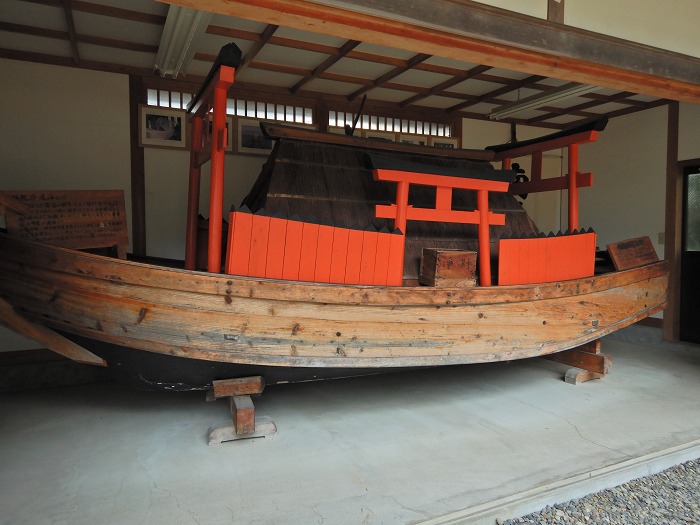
left=2, top=190, right=128, bottom=258
left=606, top=236, right=659, bottom=271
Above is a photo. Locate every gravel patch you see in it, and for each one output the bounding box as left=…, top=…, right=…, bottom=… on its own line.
left=499, top=458, right=699, bottom=525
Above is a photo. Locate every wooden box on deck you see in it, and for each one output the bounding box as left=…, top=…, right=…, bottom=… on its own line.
left=419, top=248, right=477, bottom=287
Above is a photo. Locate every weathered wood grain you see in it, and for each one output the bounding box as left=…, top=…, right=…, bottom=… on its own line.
left=0, top=233, right=668, bottom=370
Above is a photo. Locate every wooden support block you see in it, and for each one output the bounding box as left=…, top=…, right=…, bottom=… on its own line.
left=565, top=368, right=604, bottom=385
left=208, top=416, right=277, bottom=445
left=231, top=395, right=256, bottom=435
left=212, top=376, right=265, bottom=398
left=545, top=349, right=611, bottom=375
left=419, top=248, right=477, bottom=287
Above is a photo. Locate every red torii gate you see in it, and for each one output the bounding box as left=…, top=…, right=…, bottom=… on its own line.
left=370, top=157, right=514, bottom=286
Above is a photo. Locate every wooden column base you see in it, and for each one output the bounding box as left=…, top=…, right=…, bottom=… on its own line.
left=206, top=376, right=277, bottom=445
left=543, top=339, right=611, bottom=384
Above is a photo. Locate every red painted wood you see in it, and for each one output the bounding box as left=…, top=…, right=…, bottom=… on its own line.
left=329, top=227, right=350, bottom=284
left=498, top=232, right=596, bottom=285
left=248, top=214, right=271, bottom=278
left=344, top=229, right=364, bottom=284
left=359, top=230, right=378, bottom=284
left=225, top=211, right=253, bottom=276
left=265, top=216, right=287, bottom=279
left=314, top=224, right=335, bottom=283
left=298, top=222, right=320, bottom=282
left=387, top=233, right=406, bottom=286
left=282, top=218, right=304, bottom=281
left=373, top=232, right=391, bottom=286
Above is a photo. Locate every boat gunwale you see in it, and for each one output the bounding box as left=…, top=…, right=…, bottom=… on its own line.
left=0, top=232, right=669, bottom=308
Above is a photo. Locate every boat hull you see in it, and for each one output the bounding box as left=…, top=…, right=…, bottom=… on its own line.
left=0, top=233, right=668, bottom=389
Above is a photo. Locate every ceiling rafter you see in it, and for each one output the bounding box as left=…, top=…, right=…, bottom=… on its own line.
left=347, top=52, right=431, bottom=100
left=291, top=39, right=360, bottom=94
left=0, top=21, right=158, bottom=53
left=21, top=0, right=165, bottom=25
left=61, top=0, right=80, bottom=65
left=525, top=91, right=639, bottom=125
left=446, top=75, right=547, bottom=113
left=238, top=23, right=278, bottom=72
left=399, top=64, right=491, bottom=108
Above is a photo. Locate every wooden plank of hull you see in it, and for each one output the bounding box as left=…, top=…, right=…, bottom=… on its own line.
left=0, top=233, right=668, bottom=369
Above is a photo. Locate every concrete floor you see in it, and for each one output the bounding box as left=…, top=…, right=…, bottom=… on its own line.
left=1, top=327, right=699, bottom=525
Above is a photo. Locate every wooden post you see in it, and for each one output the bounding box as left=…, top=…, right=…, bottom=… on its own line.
left=207, top=80, right=230, bottom=273
left=568, top=142, right=579, bottom=231
left=185, top=115, right=203, bottom=270
left=394, top=181, right=410, bottom=234
left=477, top=189, right=491, bottom=286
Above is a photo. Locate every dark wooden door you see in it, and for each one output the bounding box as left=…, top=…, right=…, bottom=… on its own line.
left=680, top=166, right=700, bottom=344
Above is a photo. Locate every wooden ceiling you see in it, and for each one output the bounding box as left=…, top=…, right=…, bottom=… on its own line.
left=1, top=0, right=672, bottom=130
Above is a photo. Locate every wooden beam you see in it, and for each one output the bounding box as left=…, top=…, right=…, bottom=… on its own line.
left=400, top=64, right=491, bottom=108
left=291, top=39, right=360, bottom=94
left=0, top=298, right=106, bottom=366
left=239, top=24, right=279, bottom=72
left=165, top=0, right=700, bottom=103
left=547, top=0, right=565, bottom=24
left=348, top=52, right=431, bottom=101
left=664, top=102, right=681, bottom=341
left=446, top=75, right=547, bottom=114
left=22, top=0, right=166, bottom=24
left=129, top=75, right=147, bottom=257
left=61, top=0, right=80, bottom=65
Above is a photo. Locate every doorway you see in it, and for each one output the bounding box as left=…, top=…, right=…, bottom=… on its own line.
left=680, top=164, right=700, bottom=343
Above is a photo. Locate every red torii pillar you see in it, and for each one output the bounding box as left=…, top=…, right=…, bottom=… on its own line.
left=184, top=65, right=235, bottom=272
left=373, top=169, right=510, bottom=286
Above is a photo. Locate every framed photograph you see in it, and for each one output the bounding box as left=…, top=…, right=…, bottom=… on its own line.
left=430, top=137, right=461, bottom=149
left=139, top=105, right=187, bottom=149
left=236, top=118, right=273, bottom=156
left=399, top=134, right=429, bottom=146
left=363, top=130, right=396, bottom=142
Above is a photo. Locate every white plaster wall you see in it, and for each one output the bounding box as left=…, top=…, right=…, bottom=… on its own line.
left=0, top=58, right=131, bottom=351
left=144, top=148, right=265, bottom=260
left=578, top=106, right=667, bottom=255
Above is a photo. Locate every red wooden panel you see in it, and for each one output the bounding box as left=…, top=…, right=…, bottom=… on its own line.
left=282, top=218, right=304, bottom=281
left=225, top=211, right=253, bottom=276
left=498, top=233, right=596, bottom=285
left=386, top=232, right=406, bottom=286
left=344, top=229, right=364, bottom=284
left=373, top=231, right=391, bottom=286
left=265, top=216, right=287, bottom=279
left=329, top=227, right=350, bottom=284
left=298, top=222, right=320, bottom=282
left=359, top=229, right=378, bottom=285
left=314, top=224, right=335, bottom=283
left=248, top=214, right=271, bottom=278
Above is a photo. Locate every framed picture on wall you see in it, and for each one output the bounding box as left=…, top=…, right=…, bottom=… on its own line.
left=398, top=134, right=429, bottom=146
left=138, top=105, right=187, bottom=149
left=235, top=118, right=273, bottom=156
left=363, top=130, right=396, bottom=142
left=430, top=137, right=460, bottom=149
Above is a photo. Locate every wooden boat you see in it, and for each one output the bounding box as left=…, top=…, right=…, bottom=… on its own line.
left=0, top=44, right=669, bottom=391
